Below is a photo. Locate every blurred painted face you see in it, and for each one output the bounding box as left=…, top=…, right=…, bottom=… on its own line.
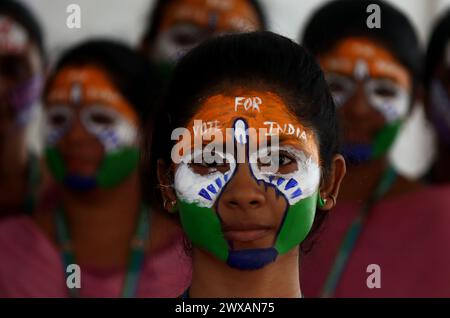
left=44, top=65, right=139, bottom=179
left=151, top=0, right=262, bottom=64
left=0, top=15, right=43, bottom=134
left=170, top=87, right=322, bottom=270
left=320, top=37, right=412, bottom=163
left=428, top=41, right=450, bottom=146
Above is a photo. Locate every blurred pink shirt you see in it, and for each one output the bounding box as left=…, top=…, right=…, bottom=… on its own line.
left=0, top=215, right=191, bottom=298
left=300, top=185, right=450, bottom=298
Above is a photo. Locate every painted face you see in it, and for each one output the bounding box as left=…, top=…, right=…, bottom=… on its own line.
left=172, top=89, right=321, bottom=270
left=151, top=0, right=261, bottom=65
left=320, top=37, right=412, bottom=163
left=429, top=41, right=450, bottom=146
left=44, top=65, right=140, bottom=191
left=0, top=15, right=43, bottom=129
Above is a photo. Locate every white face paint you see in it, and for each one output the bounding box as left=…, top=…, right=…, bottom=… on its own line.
left=326, top=71, right=409, bottom=122
left=0, top=16, right=28, bottom=53
left=174, top=144, right=321, bottom=208
left=174, top=149, right=237, bottom=208
left=152, top=23, right=206, bottom=64
left=45, top=105, right=137, bottom=152
left=249, top=146, right=321, bottom=205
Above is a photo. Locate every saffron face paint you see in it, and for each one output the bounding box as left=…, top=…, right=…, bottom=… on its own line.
left=44, top=65, right=139, bottom=190
left=172, top=89, right=321, bottom=270
left=320, top=38, right=412, bottom=163
left=152, top=0, right=261, bottom=65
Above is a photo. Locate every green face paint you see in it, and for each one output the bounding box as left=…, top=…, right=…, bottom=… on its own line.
left=45, top=146, right=139, bottom=190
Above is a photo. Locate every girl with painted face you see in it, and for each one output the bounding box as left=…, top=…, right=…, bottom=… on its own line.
left=425, top=11, right=450, bottom=184
left=300, top=0, right=450, bottom=297
left=0, top=40, right=191, bottom=297
left=147, top=31, right=346, bottom=298
left=0, top=0, right=46, bottom=216
left=139, top=0, right=266, bottom=78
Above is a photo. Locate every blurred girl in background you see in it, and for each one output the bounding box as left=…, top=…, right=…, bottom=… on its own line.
left=300, top=0, right=450, bottom=297
left=0, top=40, right=190, bottom=297
left=0, top=0, right=47, bottom=216
left=139, top=0, right=267, bottom=78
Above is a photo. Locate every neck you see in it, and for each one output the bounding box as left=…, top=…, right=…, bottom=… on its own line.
left=340, top=158, right=421, bottom=203
left=189, top=248, right=301, bottom=298
left=61, top=173, right=141, bottom=268
left=0, top=129, right=27, bottom=179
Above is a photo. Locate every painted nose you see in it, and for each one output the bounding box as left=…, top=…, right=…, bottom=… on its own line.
left=220, top=163, right=266, bottom=211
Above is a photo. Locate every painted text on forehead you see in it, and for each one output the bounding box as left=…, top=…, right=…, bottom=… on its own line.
left=185, top=90, right=319, bottom=161
left=320, top=37, right=411, bottom=89
left=159, top=0, right=260, bottom=33
left=46, top=65, right=138, bottom=125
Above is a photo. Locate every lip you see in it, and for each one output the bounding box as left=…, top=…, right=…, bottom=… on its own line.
left=222, top=224, right=271, bottom=242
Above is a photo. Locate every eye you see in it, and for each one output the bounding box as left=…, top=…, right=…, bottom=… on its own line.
left=189, top=151, right=230, bottom=175
left=0, top=55, right=30, bottom=80
left=367, top=79, right=400, bottom=99
left=257, top=151, right=297, bottom=175
left=325, top=73, right=355, bottom=107
left=89, top=112, right=116, bottom=126
left=46, top=106, right=72, bottom=129
left=170, top=24, right=204, bottom=46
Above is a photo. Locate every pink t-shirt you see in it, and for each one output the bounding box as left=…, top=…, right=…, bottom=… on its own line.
left=300, top=185, right=450, bottom=298
left=0, top=215, right=191, bottom=297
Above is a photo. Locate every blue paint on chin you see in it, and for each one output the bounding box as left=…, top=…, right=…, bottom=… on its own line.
left=227, top=248, right=278, bottom=270
left=342, top=144, right=373, bottom=164
left=65, top=175, right=97, bottom=191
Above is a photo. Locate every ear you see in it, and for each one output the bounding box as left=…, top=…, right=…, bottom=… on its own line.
left=318, top=154, right=346, bottom=210
left=157, top=159, right=178, bottom=213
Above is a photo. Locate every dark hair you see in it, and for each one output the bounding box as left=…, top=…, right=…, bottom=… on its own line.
left=425, top=10, right=450, bottom=86
left=301, top=0, right=422, bottom=89
left=141, top=0, right=268, bottom=44
left=45, top=40, right=161, bottom=123
left=0, top=0, right=45, bottom=59
left=144, top=31, right=340, bottom=250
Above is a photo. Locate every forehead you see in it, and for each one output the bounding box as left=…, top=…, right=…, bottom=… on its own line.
left=320, top=37, right=411, bottom=88
left=185, top=89, right=319, bottom=160
left=46, top=65, right=138, bottom=123
left=159, top=0, right=260, bottom=29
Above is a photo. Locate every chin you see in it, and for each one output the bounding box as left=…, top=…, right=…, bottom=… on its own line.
left=226, top=247, right=278, bottom=270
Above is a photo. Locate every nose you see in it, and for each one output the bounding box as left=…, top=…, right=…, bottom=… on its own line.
left=64, top=114, right=90, bottom=145
left=343, top=82, right=372, bottom=119
left=220, top=163, right=266, bottom=211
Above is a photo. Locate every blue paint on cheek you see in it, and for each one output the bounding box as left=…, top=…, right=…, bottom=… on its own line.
left=290, top=188, right=303, bottom=199
left=198, top=188, right=213, bottom=201
left=207, top=184, right=217, bottom=194
left=276, top=177, right=285, bottom=186
left=284, top=178, right=298, bottom=191
left=215, top=178, right=222, bottom=188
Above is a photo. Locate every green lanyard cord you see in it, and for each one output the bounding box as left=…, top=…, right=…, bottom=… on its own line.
left=320, top=166, right=397, bottom=298
left=54, top=203, right=151, bottom=298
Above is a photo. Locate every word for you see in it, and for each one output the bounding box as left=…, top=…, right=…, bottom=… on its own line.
left=235, top=97, right=262, bottom=112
